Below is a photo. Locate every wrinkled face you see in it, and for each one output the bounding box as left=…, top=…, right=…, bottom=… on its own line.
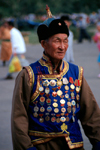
left=41, top=33, right=68, bottom=61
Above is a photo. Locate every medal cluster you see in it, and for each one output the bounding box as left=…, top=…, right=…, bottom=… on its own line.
left=33, top=76, right=80, bottom=124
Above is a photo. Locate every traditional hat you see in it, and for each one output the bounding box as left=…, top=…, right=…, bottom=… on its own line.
left=37, top=5, right=69, bottom=42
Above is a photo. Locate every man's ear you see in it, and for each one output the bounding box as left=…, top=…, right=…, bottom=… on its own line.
left=41, top=40, right=47, bottom=49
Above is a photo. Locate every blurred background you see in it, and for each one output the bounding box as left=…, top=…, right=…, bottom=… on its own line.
left=0, top=0, right=100, bottom=44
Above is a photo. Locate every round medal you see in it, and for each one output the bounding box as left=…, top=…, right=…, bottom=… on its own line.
left=53, top=102, right=58, bottom=108
left=43, top=80, right=49, bottom=86
left=61, top=108, right=66, bottom=113
left=71, top=100, right=76, bottom=106
left=33, top=112, right=38, bottom=117
left=70, top=84, right=75, bottom=89
left=64, top=85, right=69, bottom=90
left=47, top=106, right=52, bottom=112
left=39, top=118, right=44, bottom=123
left=39, top=86, right=44, bottom=92
left=46, top=98, right=51, bottom=105
left=65, top=94, right=69, bottom=98
left=51, top=117, right=56, bottom=122
left=45, top=87, right=50, bottom=94
left=60, top=99, right=65, bottom=104
left=34, top=106, right=39, bottom=112
left=57, top=90, right=63, bottom=96
left=60, top=117, right=66, bottom=122
left=45, top=116, right=50, bottom=121
left=76, top=87, right=80, bottom=92
left=56, top=118, right=60, bottom=123
left=40, top=107, right=45, bottom=112
left=54, top=108, right=59, bottom=113
left=50, top=80, right=56, bottom=86
left=52, top=91, right=57, bottom=97
left=40, top=96, right=45, bottom=102
left=57, top=80, right=63, bottom=86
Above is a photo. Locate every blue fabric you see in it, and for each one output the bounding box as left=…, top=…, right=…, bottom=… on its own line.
left=93, top=141, right=100, bottom=150
left=28, top=57, right=83, bottom=145
left=43, top=17, right=55, bottom=26
left=27, top=147, right=37, bottom=150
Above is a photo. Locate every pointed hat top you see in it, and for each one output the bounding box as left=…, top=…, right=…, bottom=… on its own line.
left=46, top=5, right=53, bottom=18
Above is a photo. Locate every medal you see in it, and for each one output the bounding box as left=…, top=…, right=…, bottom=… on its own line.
left=47, top=106, right=52, bottom=112
left=50, top=80, right=56, bottom=86
left=61, top=108, right=66, bottom=113
left=33, top=112, right=38, bottom=117
left=63, top=78, right=69, bottom=84
left=39, top=117, right=44, bottom=123
left=65, top=94, right=69, bottom=98
left=46, top=98, right=51, bottom=105
left=71, top=100, right=76, bottom=106
left=66, top=116, right=69, bottom=122
left=60, top=117, right=66, bottom=122
left=57, top=90, right=63, bottom=96
left=56, top=118, right=60, bottom=123
left=67, top=106, right=71, bottom=113
left=43, top=80, right=49, bottom=86
left=76, top=87, right=80, bottom=93
left=54, top=108, right=59, bottom=113
left=70, top=84, right=75, bottom=90
left=57, top=80, right=63, bottom=86
left=64, top=85, right=69, bottom=90
left=34, top=106, right=39, bottom=112
left=53, top=102, right=58, bottom=108
left=40, top=106, right=45, bottom=112
left=40, top=96, right=45, bottom=102
left=45, top=116, right=50, bottom=121
left=52, top=91, right=57, bottom=97
left=60, top=99, right=65, bottom=104
left=76, top=94, right=80, bottom=100
left=39, top=86, right=44, bottom=92
left=67, top=101, right=71, bottom=106
left=45, top=87, right=50, bottom=94
left=51, top=117, right=56, bottom=122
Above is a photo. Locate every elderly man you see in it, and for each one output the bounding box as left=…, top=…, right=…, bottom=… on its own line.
left=11, top=6, right=100, bottom=150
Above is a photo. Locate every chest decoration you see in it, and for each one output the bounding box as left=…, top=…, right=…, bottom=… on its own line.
left=32, top=76, right=80, bottom=125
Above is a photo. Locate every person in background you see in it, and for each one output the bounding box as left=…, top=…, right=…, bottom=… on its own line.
left=0, top=22, right=12, bottom=66
left=4, top=21, right=27, bottom=79
left=11, top=5, right=100, bottom=150
left=92, top=22, right=100, bottom=78
left=61, top=15, right=74, bottom=63
left=77, top=16, right=91, bottom=43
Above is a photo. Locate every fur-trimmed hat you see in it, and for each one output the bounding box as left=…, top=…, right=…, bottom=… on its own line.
left=37, top=5, right=69, bottom=42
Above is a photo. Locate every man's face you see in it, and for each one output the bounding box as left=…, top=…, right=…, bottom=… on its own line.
left=42, top=33, right=68, bottom=61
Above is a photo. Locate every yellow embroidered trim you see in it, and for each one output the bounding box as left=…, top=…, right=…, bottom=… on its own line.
left=25, top=66, right=34, bottom=89
left=78, top=66, right=83, bottom=87
left=65, top=136, right=83, bottom=149
left=31, top=61, right=69, bottom=101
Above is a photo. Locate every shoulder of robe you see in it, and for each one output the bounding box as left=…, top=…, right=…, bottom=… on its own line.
left=23, top=66, right=34, bottom=89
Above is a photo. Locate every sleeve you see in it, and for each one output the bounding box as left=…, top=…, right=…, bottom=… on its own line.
left=11, top=68, right=36, bottom=150
left=79, top=76, right=100, bottom=150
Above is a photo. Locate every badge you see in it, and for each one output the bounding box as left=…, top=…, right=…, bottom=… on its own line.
left=45, top=87, right=50, bottom=94
left=50, top=80, right=56, bottom=86
left=52, top=91, right=57, bottom=97
left=39, top=101, right=44, bottom=106
left=76, top=87, right=80, bottom=93
left=33, top=112, right=38, bottom=117
left=72, top=106, right=76, bottom=113
left=66, top=116, right=69, bottom=122
left=70, top=84, right=75, bottom=90
left=67, top=102, right=71, bottom=106
left=71, top=92, right=74, bottom=97
left=63, top=78, right=69, bottom=84
left=53, top=102, right=58, bottom=107
left=39, top=86, right=44, bottom=92
left=57, top=80, right=63, bottom=86
left=45, top=116, right=50, bottom=121
left=39, top=118, right=44, bottom=123
left=57, top=90, right=63, bottom=96
left=60, top=99, right=65, bottom=104
left=67, top=106, right=71, bottom=113
left=54, top=108, right=59, bottom=113
left=60, top=117, right=66, bottom=122
left=40, top=107, right=45, bottom=112
left=47, top=106, right=52, bottom=112
left=56, top=118, right=60, bottom=123
left=71, top=100, right=76, bottom=106
left=64, top=85, right=69, bottom=90
left=51, top=117, right=56, bottom=122
left=65, top=94, right=69, bottom=98
left=43, top=80, right=49, bottom=86
left=76, top=94, right=79, bottom=100
left=61, top=108, right=66, bottom=113
left=40, top=96, right=45, bottom=102
left=46, top=98, right=51, bottom=105
left=34, top=106, right=39, bottom=112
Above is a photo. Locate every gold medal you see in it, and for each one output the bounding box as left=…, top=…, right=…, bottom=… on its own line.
left=70, top=84, right=75, bottom=89
left=33, top=112, right=38, bottom=117
left=39, top=117, right=44, bottom=123
left=57, top=90, right=63, bottom=96
left=56, top=118, right=60, bottom=123
left=57, top=80, right=63, bottom=86
left=64, top=85, right=69, bottom=90
left=53, top=102, right=58, bottom=107
left=66, top=116, right=69, bottom=122
left=40, top=107, right=45, bottom=112
left=54, top=108, right=59, bottom=113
